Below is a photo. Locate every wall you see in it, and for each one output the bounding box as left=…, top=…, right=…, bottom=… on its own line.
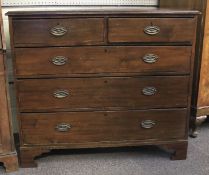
left=2, top=0, right=158, bottom=6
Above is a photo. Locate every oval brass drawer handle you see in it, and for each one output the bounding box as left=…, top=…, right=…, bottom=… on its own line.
left=142, top=87, right=157, bottom=96
left=53, top=90, right=69, bottom=98
left=144, top=25, right=160, bottom=35
left=55, top=123, right=71, bottom=132
left=142, top=54, right=159, bottom=64
left=52, top=56, right=68, bottom=66
left=141, top=120, right=156, bottom=129
left=50, top=25, right=68, bottom=37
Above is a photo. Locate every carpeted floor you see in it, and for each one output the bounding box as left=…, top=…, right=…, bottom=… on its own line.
left=1, top=123, right=209, bottom=175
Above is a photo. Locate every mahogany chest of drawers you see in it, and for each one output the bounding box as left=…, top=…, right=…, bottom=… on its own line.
left=7, top=8, right=199, bottom=167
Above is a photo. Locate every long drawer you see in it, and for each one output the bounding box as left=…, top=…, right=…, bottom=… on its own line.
left=15, top=46, right=192, bottom=77
left=108, top=18, right=196, bottom=43
left=20, top=109, right=187, bottom=145
left=17, top=76, right=189, bottom=112
left=13, top=18, right=104, bottom=47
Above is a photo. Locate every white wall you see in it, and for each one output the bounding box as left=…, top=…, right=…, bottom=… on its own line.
left=2, top=0, right=158, bottom=6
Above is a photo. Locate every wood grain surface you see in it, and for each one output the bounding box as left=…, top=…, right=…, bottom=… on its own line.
left=20, top=109, right=187, bottom=145
left=13, top=18, right=105, bottom=47
left=108, top=18, right=196, bottom=43
left=14, top=46, right=192, bottom=77
left=17, top=76, right=189, bottom=112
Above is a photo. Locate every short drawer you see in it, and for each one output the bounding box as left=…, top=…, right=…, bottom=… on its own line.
left=20, top=109, right=187, bottom=145
left=108, top=18, right=196, bottom=43
left=13, top=18, right=104, bottom=47
left=15, top=46, right=192, bottom=77
left=17, top=76, right=189, bottom=112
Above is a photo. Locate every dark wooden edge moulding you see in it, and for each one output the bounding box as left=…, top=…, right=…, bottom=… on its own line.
left=6, top=8, right=201, bottom=17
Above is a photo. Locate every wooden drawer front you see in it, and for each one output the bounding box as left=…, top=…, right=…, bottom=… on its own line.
left=20, top=109, right=187, bottom=145
left=17, top=76, right=189, bottom=112
left=15, top=46, right=192, bottom=77
left=13, top=18, right=104, bottom=47
left=108, top=18, right=196, bottom=43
